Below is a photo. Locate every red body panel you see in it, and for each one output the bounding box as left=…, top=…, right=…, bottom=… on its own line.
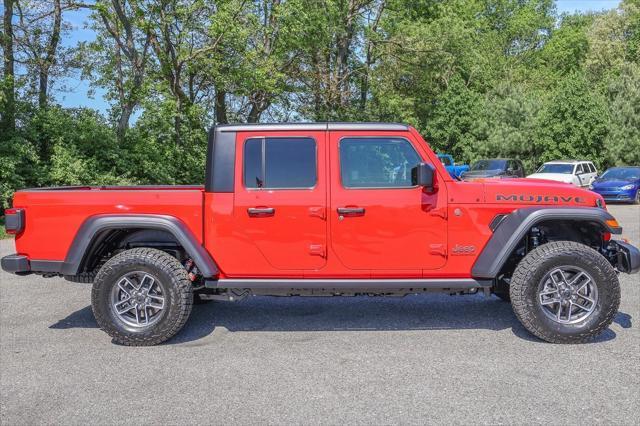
left=12, top=127, right=604, bottom=279
left=13, top=187, right=204, bottom=261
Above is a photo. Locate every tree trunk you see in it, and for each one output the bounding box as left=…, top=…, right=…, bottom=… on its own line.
left=116, top=103, right=134, bottom=141
left=335, top=0, right=357, bottom=111
left=174, top=94, right=182, bottom=145
left=247, top=105, right=260, bottom=123
left=38, top=72, right=48, bottom=109
left=2, top=0, right=15, bottom=132
left=215, top=90, right=228, bottom=124
left=360, top=1, right=384, bottom=112
left=38, top=0, right=62, bottom=108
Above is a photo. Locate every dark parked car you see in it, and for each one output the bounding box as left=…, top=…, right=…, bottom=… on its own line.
left=590, top=166, right=640, bottom=204
left=461, top=159, right=525, bottom=180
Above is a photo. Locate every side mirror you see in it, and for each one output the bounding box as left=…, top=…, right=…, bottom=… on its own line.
left=506, top=168, right=514, bottom=175
left=412, top=163, right=435, bottom=191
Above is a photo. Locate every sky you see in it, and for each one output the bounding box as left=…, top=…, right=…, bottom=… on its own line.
left=51, top=0, right=622, bottom=115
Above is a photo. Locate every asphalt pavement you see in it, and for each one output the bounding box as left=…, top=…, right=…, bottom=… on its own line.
left=1, top=205, right=639, bottom=425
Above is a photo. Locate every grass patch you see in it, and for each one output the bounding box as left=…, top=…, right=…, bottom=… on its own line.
left=0, top=217, right=10, bottom=239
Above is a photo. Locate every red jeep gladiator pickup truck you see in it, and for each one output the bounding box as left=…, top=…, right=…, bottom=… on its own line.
left=3, top=123, right=639, bottom=345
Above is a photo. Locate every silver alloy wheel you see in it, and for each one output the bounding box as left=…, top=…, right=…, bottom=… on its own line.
left=110, top=272, right=166, bottom=328
left=538, top=266, right=598, bottom=324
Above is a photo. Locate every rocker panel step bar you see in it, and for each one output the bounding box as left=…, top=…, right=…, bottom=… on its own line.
left=206, top=278, right=491, bottom=289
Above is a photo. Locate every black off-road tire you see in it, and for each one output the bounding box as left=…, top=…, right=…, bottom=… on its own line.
left=510, top=241, right=620, bottom=343
left=91, top=248, right=193, bottom=346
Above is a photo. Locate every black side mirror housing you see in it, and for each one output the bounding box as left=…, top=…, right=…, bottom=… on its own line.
left=412, top=163, right=435, bottom=191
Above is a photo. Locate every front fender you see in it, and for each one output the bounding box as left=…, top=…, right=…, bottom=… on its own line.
left=471, top=207, right=621, bottom=279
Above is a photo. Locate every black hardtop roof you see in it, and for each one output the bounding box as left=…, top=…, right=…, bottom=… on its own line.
left=214, top=122, right=409, bottom=132
left=206, top=122, right=410, bottom=193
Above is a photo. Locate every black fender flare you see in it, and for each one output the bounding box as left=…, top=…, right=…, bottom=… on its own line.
left=61, top=214, right=219, bottom=277
left=471, top=207, right=621, bottom=279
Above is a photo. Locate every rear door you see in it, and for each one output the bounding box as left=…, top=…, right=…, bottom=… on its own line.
left=233, top=131, right=327, bottom=270
left=328, top=131, right=448, bottom=272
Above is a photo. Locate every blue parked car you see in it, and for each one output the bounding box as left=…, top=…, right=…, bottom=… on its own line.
left=590, top=166, right=640, bottom=204
left=437, top=154, right=469, bottom=179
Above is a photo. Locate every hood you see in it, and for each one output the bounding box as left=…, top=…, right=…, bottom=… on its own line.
left=592, top=178, right=639, bottom=188
left=482, top=178, right=600, bottom=207
left=462, top=169, right=505, bottom=179
left=526, top=173, right=573, bottom=183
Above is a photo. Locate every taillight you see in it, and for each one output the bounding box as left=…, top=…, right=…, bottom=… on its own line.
left=4, top=208, right=24, bottom=235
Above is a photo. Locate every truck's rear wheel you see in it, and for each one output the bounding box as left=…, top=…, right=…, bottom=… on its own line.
left=91, top=248, right=193, bottom=346
left=510, top=241, right=620, bottom=343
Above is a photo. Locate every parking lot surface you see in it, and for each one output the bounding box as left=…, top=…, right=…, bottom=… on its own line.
left=1, top=205, right=639, bottom=425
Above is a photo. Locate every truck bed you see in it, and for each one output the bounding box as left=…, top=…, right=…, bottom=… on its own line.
left=12, top=186, right=205, bottom=261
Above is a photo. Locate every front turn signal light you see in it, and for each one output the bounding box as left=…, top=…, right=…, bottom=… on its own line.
left=605, top=219, right=620, bottom=229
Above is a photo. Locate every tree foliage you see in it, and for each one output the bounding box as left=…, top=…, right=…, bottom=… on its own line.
left=1, top=0, right=639, bottom=209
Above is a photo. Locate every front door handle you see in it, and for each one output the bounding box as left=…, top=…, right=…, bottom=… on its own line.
left=247, top=207, right=275, bottom=217
left=337, top=207, right=365, bottom=217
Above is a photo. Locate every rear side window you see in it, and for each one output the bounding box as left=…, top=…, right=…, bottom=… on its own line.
left=244, top=137, right=316, bottom=189
left=340, top=137, right=422, bottom=188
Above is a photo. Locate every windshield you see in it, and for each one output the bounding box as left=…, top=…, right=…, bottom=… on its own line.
left=600, top=168, right=640, bottom=181
left=536, top=163, right=574, bottom=174
left=470, top=160, right=507, bottom=171
left=438, top=155, right=452, bottom=166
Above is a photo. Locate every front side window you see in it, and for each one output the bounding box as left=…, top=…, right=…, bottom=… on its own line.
left=340, top=137, right=422, bottom=188
left=244, top=137, right=316, bottom=189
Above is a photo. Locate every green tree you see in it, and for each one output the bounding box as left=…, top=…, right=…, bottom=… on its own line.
left=603, top=64, right=640, bottom=166
left=535, top=72, right=609, bottom=168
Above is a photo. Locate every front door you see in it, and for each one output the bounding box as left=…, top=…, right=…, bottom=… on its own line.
left=233, top=131, right=327, bottom=270
left=328, top=132, right=448, bottom=271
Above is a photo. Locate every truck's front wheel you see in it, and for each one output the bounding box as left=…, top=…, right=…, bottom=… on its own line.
left=510, top=241, right=620, bottom=343
left=91, top=248, right=193, bottom=346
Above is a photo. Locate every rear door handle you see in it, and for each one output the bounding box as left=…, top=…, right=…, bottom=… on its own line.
left=247, top=207, right=275, bottom=217
left=337, top=207, right=365, bottom=217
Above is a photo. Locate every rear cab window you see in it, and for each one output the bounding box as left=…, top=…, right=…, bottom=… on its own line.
left=244, top=137, right=317, bottom=189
